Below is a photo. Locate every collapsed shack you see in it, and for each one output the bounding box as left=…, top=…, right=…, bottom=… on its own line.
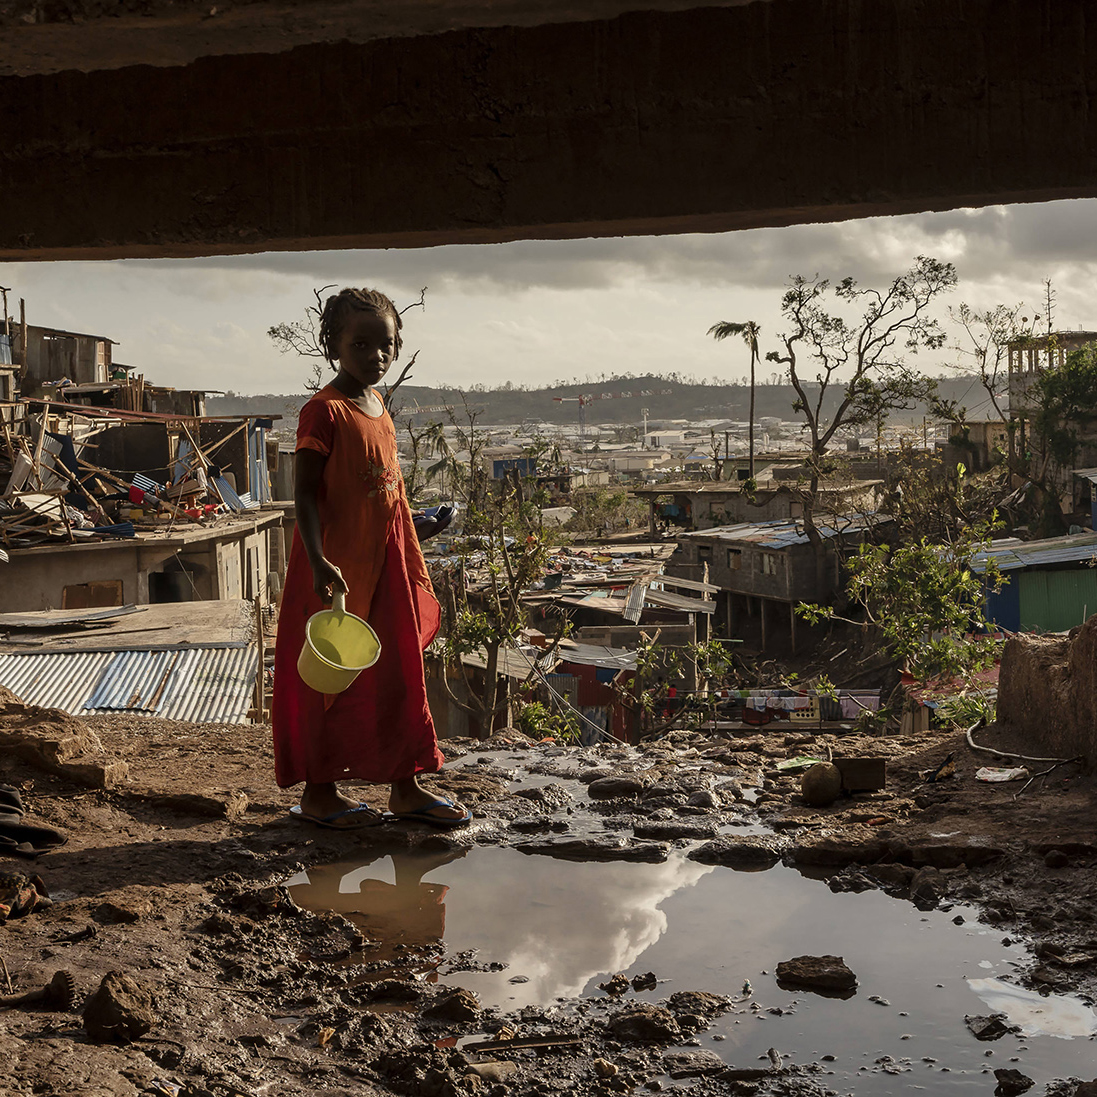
left=1, top=399, right=286, bottom=613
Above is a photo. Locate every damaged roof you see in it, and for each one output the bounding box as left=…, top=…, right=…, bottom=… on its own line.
left=970, top=532, right=1097, bottom=573
left=680, top=517, right=879, bottom=549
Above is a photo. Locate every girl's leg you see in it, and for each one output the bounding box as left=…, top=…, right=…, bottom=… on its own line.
left=389, top=775, right=468, bottom=822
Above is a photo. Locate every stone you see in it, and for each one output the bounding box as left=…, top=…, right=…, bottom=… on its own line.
left=800, top=762, right=842, bottom=807
left=662, top=1050, right=726, bottom=1078
left=909, top=866, right=942, bottom=907
left=1074, top=1083, right=1097, bottom=1097
left=633, top=820, right=720, bottom=841
left=688, top=835, right=783, bottom=870
left=588, top=776, right=645, bottom=799
left=512, top=783, right=572, bottom=810
left=599, top=973, right=630, bottom=996
left=666, top=990, right=729, bottom=1016
left=687, top=789, right=720, bottom=809
left=608, top=1005, right=682, bottom=1043
left=423, top=988, right=480, bottom=1023
left=515, top=837, right=667, bottom=863
left=593, top=1058, right=618, bottom=1078
left=631, top=971, right=657, bottom=992
left=775, top=955, right=857, bottom=994
left=1045, top=848, right=1070, bottom=869
left=994, top=1068, right=1034, bottom=1096
left=82, top=972, right=156, bottom=1043
left=965, top=1013, right=1019, bottom=1041
left=467, top=1061, right=517, bottom=1083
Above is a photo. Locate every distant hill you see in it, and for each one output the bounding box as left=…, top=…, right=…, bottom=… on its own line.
left=207, top=373, right=1000, bottom=429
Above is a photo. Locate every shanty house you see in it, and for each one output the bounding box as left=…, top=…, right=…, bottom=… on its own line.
left=673, top=518, right=877, bottom=650
left=14, top=324, right=115, bottom=389
left=973, top=532, right=1097, bottom=634
left=631, top=479, right=881, bottom=537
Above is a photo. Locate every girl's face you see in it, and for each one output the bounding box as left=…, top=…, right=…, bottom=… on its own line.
left=334, top=310, right=396, bottom=388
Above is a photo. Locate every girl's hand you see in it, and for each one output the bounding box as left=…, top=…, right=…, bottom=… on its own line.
left=311, top=558, right=347, bottom=603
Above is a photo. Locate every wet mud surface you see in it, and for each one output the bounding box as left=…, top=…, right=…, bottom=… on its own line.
left=2, top=713, right=1097, bottom=1096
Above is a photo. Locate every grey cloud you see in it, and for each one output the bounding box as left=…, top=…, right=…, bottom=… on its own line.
left=132, top=198, right=1097, bottom=296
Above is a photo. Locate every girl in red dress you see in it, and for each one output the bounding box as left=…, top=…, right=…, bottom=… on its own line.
left=272, top=288, right=469, bottom=830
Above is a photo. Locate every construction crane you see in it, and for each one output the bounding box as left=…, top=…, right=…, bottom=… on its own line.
left=553, top=388, right=672, bottom=437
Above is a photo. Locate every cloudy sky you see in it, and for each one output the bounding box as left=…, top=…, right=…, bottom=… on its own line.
left=1, top=198, right=1094, bottom=396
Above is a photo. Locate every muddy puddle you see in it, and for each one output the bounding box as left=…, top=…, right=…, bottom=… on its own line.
left=287, top=845, right=1097, bottom=1094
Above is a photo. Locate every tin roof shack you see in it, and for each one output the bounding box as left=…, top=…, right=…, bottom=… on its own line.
left=0, top=600, right=261, bottom=723
left=630, top=479, right=881, bottom=538
left=972, top=532, right=1097, bottom=634
left=675, top=518, right=877, bottom=651
left=14, top=324, right=115, bottom=389
left=0, top=511, right=284, bottom=613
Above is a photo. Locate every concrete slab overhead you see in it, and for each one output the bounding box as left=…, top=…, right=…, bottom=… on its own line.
left=1, top=0, right=1095, bottom=260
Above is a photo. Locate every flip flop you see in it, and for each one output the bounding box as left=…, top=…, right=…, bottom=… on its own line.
left=289, top=804, right=385, bottom=830
left=388, top=797, right=472, bottom=829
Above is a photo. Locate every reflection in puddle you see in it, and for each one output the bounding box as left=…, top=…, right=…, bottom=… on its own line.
left=968, top=977, right=1097, bottom=1038
left=287, top=846, right=1097, bottom=1095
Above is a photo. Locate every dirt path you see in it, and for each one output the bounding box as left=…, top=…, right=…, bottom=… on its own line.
left=1, top=706, right=1095, bottom=1096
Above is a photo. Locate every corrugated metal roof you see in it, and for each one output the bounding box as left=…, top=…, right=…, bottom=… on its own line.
left=681, top=517, right=877, bottom=548
left=0, top=646, right=258, bottom=723
left=970, top=533, right=1097, bottom=573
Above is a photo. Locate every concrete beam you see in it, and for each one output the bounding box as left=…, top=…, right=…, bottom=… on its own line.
left=1, top=0, right=1095, bottom=260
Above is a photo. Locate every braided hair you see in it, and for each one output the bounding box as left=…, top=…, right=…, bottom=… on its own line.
left=318, top=288, right=403, bottom=365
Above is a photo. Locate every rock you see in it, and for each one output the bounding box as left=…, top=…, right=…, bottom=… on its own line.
left=593, top=1059, right=618, bottom=1078
left=965, top=1013, right=1019, bottom=1041
left=909, top=866, right=942, bottom=907
left=608, top=1004, right=682, bottom=1043
left=0, top=707, right=129, bottom=789
left=512, top=783, right=572, bottom=810
left=689, top=835, right=784, bottom=870
left=588, top=776, right=645, bottom=799
left=800, top=763, right=842, bottom=807
left=662, top=1050, right=726, bottom=1078
left=1074, top=1083, right=1097, bottom=1097
left=775, top=955, right=857, bottom=994
left=1045, top=848, right=1070, bottom=869
left=93, top=899, right=151, bottom=925
left=599, top=973, right=630, bottom=996
left=423, top=988, right=480, bottom=1023
left=467, top=1061, right=517, bottom=1083
left=515, top=836, right=667, bottom=863
left=82, top=971, right=156, bottom=1043
left=633, top=820, right=720, bottom=841
left=667, top=990, right=729, bottom=1016
left=687, top=789, right=720, bottom=809
left=631, top=971, right=657, bottom=992
left=128, top=790, right=248, bottom=819
left=994, top=1068, right=1034, bottom=1095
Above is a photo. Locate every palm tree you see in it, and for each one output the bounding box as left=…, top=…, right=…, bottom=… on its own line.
left=707, top=320, right=761, bottom=479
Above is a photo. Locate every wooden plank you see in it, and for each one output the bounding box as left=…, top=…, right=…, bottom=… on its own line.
left=654, top=574, right=720, bottom=594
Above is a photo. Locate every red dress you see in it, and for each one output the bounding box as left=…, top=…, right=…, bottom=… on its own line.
left=272, top=385, right=444, bottom=789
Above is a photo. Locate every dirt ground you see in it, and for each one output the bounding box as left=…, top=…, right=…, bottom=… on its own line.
left=1, top=702, right=1096, bottom=1097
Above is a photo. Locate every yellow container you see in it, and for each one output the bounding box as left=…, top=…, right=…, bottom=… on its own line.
left=297, top=589, right=381, bottom=694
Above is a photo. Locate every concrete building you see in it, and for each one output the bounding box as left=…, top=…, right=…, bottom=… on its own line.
left=631, top=480, right=882, bottom=537
left=672, top=518, right=877, bottom=651
left=0, top=513, right=285, bottom=614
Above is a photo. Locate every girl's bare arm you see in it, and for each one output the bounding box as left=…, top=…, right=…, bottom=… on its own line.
left=294, top=449, right=346, bottom=601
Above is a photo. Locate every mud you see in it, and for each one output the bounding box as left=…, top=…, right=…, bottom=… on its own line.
left=1, top=706, right=1096, bottom=1096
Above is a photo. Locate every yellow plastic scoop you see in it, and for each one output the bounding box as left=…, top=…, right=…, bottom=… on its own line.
left=297, top=589, right=381, bottom=694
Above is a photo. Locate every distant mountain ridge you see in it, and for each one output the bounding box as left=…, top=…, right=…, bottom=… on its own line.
left=208, top=374, right=999, bottom=428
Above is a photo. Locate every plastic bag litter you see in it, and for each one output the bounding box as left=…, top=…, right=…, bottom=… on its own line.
left=975, top=766, right=1029, bottom=782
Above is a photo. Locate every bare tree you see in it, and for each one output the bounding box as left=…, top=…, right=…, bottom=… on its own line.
left=765, top=256, right=956, bottom=577
left=268, top=285, right=427, bottom=407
